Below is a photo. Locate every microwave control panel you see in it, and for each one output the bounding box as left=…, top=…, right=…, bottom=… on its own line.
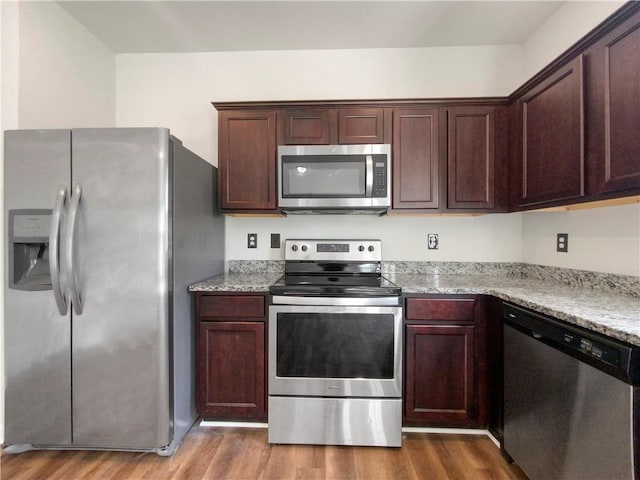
left=372, top=155, right=388, bottom=198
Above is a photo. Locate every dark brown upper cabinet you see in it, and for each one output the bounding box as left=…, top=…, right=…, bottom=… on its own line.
left=518, top=55, right=585, bottom=208
left=280, top=107, right=388, bottom=145
left=337, top=108, right=386, bottom=144
left=218, top=110, right=277, bottom=211
left=586, top=10, right=640, bottom=196
left=392, top=108, right=440, bottom=210
left=282, top=109, right=330, bottom=145
left=447, top=106, right=496, bottom=209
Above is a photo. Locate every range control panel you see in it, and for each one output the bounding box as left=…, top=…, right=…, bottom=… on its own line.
left=284, top=239, right=381, bottom=262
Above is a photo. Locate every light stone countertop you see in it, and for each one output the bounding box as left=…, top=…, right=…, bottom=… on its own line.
left=189, top=272, right=282, bottom=293
left=189, top=272, right=640, bottom=346
left=390, top=273, right=640, bottom=346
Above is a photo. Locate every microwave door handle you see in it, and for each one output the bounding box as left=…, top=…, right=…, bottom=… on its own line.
left=365, top=155, right=373, bottom=196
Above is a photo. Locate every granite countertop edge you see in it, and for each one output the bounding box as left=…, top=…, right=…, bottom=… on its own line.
left=189, top=272, right=640, bottom=346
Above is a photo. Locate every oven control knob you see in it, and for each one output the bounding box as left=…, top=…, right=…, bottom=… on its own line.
left=358, top=245, right=365, bottom=252
left=301, top=245, right=308, bottom=252
left=368, top=245, right=375, bottom=252
left=291, top=245, right=298, bottom=252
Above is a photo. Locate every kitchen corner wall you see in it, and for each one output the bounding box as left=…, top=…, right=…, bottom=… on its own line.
left=15, top=1, right=116, bottom=129
left=522, top=204, right=640, bottom=277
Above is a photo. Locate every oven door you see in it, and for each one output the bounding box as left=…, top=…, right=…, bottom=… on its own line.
left=268, top=303, right=402, bottom=398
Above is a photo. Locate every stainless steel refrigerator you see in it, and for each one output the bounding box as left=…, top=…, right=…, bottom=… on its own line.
left=4, top=128, right=224, bottom=455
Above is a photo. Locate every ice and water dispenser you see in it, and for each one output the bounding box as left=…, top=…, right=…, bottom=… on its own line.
left=8, top=209, right=52, bottom=290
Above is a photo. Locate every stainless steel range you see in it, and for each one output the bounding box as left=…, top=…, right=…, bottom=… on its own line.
left=268, top=239, right=402, bottom=447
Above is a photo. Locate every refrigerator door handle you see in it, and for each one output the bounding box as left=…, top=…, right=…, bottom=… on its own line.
left=49, top=185, right=69, bottom=315
left=64, top=183, right=83, bottom=315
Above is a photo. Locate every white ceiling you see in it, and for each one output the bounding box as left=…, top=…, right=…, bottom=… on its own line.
left=56, top=1, right=566, bottom=54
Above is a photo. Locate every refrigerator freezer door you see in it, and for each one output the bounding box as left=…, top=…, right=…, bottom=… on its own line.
left=69, top=128, right=172, bottom=449
left=4, top=130, right=72, bottom=445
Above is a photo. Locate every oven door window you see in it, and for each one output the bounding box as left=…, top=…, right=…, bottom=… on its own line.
left=281, top=155, right=366, bottom=198
left=276, top=313, right=394, bottom=379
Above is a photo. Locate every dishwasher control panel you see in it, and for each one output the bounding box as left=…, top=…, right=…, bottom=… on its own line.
left=577, top=336, right=620, bottom=366
left=504, top=303, right=639, bottom=385
left=557, top=330, right=621, bottom=366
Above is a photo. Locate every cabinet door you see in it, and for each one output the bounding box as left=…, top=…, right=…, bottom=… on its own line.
left=587, top=12, right=640, bottom=195
left=337, top=108, right=385, bottom=144
left=218, top=110, right=277, bottom=210
left=197, top=321, right=266, bottom=420
left=447, top=107, right=495, bottom=209
left=392, top=109, right=439, bottom=209
left=520, top=56, right=585, bottom=207
left=405, top=325, right=475, bottom=426
left=282, top=109, right=330, bottom=145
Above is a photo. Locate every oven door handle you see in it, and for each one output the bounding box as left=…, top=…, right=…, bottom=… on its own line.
left=270, top=295, right=400, bottom=307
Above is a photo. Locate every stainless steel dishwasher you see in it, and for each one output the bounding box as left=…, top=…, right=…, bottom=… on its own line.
left=503, top=303, right=639, bottom=480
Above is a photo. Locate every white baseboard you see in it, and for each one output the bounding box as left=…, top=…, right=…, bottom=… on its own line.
left=198, top=421, right=502, bottom=448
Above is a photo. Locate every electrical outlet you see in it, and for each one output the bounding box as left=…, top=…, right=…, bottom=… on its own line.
left=271, top=233, right=281, bottom=249
left=427, top=234, right=439, bottom=250
left=247, top=233, right=257, bottom=249
left=557, top=233, right=568, bottom=253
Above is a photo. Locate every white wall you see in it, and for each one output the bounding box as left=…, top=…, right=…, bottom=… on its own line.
left=226, top=213, right=523, bottom=262
left=116, top=45, right=523, bottom=164
left=522, top=204, right=640, bottom=277
left=17, top=2, right=115, bottom=128
left=522, top=1, right=625, bottom=80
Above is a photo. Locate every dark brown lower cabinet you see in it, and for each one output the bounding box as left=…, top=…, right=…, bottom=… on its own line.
left=198, top=322, right=266, bottom=420
left=196, top=293, right=267, bottom=421
left=403, top=295, right=485, bottom=428
left=405, top=324, right=476, bottom=426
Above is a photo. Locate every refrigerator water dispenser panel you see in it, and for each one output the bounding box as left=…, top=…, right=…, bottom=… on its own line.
left=9, top=209, right=52, bottom=290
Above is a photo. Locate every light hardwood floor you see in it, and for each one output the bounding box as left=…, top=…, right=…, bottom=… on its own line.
left=0, top=426, right=529, bottom=480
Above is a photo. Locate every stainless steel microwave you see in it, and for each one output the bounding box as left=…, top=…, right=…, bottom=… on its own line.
left=277, top=144, right=391, bottom=213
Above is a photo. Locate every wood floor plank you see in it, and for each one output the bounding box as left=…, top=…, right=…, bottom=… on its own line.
left=353, top=445, right=418, bottom=480
left=0, top=427, right=528, bottom=480
left=324, top=445, right=356, bottom=480
left=401, top=433, right=451, bottom=480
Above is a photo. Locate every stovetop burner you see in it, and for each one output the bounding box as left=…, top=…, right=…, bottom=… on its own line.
left=269, top=273, right=401, bottom=297
left=269, top=239, right=401, bottom=298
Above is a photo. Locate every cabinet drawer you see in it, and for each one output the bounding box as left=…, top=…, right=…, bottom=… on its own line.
left=405, top=298, right=475, bottom=322
left=198, top=294, right=266, bottom=319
